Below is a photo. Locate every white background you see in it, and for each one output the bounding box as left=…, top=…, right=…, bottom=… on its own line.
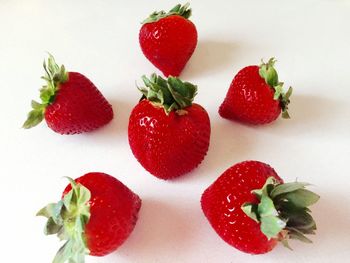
left=1, top=0, right=350, bottom=262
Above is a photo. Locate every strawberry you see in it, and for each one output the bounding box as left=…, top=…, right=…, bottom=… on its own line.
left=128, top=73, right=210, bottom=179
left=23, top=55, right=113, bottom=134
left=139, top=3, right=197, bottom=77
left=37, top=172, right=141, bottom=262
left=201, top=161, right=319, bottom=254
left=219, top=58, right=292, bottom=125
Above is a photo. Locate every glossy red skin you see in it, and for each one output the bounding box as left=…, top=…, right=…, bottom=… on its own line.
left=45, top=72, right=113, bottom=134
left=128, top=100, right=210, bottom=179
left=201, top=161, right=283, bottom=254
left=219, top=66, right=281, bottom=125
left=63, top=173, right=141, bottom=256
left=139, top=15, right=197, bottom=77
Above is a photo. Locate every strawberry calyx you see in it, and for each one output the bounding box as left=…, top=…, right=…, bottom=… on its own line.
left=259, top=58, right=293, bottom=119
left=37, top=177, right=91, bottom=263
left=23, top=54, right=68, bottom=129
left=142, top=3, right=192, bottom=24
left=138, top=73, right=197, bottom=115
left=242, top=176, right=319, bottom=249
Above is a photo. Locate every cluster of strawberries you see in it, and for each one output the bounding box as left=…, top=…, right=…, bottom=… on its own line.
left=24, top=3, right=319, bottom=263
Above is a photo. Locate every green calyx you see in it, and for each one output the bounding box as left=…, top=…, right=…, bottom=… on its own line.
left=242, top=176, right=319, bottom=248
left=142, top=3, right=192, bottom=24
left=23, top=54, right=68, bottom=129
left=37, top=177, right=91, bottom=263
left=259, top=58, right=293, bottom=119
left=138, top=73, right=197, bottom=115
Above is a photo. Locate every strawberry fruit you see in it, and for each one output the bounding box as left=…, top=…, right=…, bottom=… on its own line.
left=201, top=161, right=319, bottom=254
left=37, top=172, right=141, bottom=262
left=128, top=73, right=210, bottom=179
left=219, top=58, right=292, bottom=125
left=139, top=3, right=198, bottom=77
left=23, top=55, right=113, bottom=134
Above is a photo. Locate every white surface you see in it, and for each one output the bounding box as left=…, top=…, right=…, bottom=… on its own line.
left=1, top=0, right=350, bottom=262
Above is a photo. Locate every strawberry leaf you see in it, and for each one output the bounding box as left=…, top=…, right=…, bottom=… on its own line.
left=138, top=73, right=197, bottom=115
left=241, top=176, right=319, bottom=247
left=260, top=216, right=286, bottom=239
left=259, top=58, right=292, bottom=119
left=241, top=203, right=259, bottom=222
left=37, top=177, right=91, bottom=263
left=142, top=3, right=192, bottom=24
left=23, top=54, right=68, bottom=129
left=270, top=181, right=310, bottom=198
left=281, top=189, right=320, bottom=208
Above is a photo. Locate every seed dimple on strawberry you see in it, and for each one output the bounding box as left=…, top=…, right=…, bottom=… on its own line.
left=37, top=172, right=141, bottom=262
left=128, top=73, right=210, bottom=179
left=219, top=58, right=292, bottom=125
left=201, top=161, right=319, bottom=254
left=139, top=3, right=197, bottom=77
left=23, top=55, right=113, bottom=134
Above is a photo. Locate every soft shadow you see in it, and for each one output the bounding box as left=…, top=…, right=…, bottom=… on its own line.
left=182, top=40, right=239, bottom=78
left=115, top=198, right=198, bottom=261
left=247, top=94, right=347, bottom=136
left=179, top=115, right=255, bottom=183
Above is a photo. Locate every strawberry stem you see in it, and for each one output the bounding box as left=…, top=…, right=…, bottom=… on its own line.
left=138, top=73, right=197, bottom=115
left=37, top=178, right=91, bottom=263
left=242, top=177, right=319, bottom=248
left=259, top=58, right=292, bottom=119
left=142, top=3, right=192, bottom=24
left=23, top=54, right=68, bottom=129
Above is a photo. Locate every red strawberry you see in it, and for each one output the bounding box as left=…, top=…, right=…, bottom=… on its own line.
left=128, top=74, right=210, bottom=179
left=139, top=3, right=197, bottom=77
left=219, top=58, right=292, bottom=124
left=201, top=161, right=319, bottom=254
left=37, top=172, right=141, bottom=262
left=23, top=55, right=113, bottom=134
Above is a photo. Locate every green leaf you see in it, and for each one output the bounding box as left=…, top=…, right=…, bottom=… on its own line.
left=282, top=189, right=320, bottom=208
left=288, top=228, right=313, bottom=243
left=31, top=100, right=44, bottom=110
left=252, top=176, right=276, bottom=198
left=53, top=241, right=74, bottom=263
left=63, top=190, right=74, bottom=212
left=38, top=176, right=91, bottom=263
left=24, top=54, right=68, bottom=130
left=52, top=200, right=64, bottom=224
left=45, top=217, right=62, bottom=235
left=282, top=110, right=291, bottom=119
left=285, top=209, right=317, bottom=232
left=142, top=3, right=192, bottom=24
left=137, top=74, right=197, bottom=114
left=258, top=195, right=278, bottom=217
left=281, top=238, right=293, bottom=250
left=258, top=57, right=292, bottom=119
left=241, top=203, right=259, bottom=222
left=23, top=108, right=45, bottom=129
left=285, top=86, right=293, bottom=100
left=37, top=203, right=57, bottom=218
left=270, top=181, right=310, bottom=198
left=259, top=58, right=278, bottom=87
left=260, top=216, right=286, bottom=239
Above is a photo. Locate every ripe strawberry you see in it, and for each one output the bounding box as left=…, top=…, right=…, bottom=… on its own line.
left=139, top=3, right=197, bottom=77
left=128, top=73, right=210, bottom=179
left=201, top=161, right=319, bottom=254
left=37, top=172, right=141, bottom=262
left=23, top=55, right=113, bottom=134
left=219, top=58, right=292, bottom=124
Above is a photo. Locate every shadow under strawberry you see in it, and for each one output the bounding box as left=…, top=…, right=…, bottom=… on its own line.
left=115, top=198, right=199, bottom=262
left=254, top=94, right=347, bottom=137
